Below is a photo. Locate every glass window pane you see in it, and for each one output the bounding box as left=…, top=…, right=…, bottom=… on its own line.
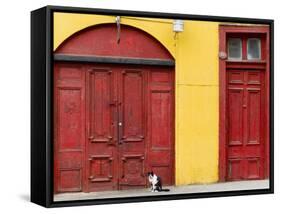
left=228, top=38, right=242, bottom=60
left=247, top=38, right=261, bottom=60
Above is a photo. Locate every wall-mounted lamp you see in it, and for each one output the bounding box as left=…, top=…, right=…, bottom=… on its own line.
left=173, top=20, right=184, bottom=32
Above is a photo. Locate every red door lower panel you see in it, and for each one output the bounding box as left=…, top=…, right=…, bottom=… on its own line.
left=54, top=63, right=174, bottom=193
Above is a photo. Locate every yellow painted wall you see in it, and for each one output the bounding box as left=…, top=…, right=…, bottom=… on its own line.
left=54, top=12, right=219, bottom=185
left=175, top=22, right=219, bottom=184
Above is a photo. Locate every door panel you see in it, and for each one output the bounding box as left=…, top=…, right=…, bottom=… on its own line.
left=54, top=63, right=85, bottom=193
left=228, top=159, right=243, bottom=180
left=86, top=68, right=118, bottom=192
left=247, top=89, right=261, bottom=144
left=228, top=87, right=243, bottom=146
left=226, top=70, right=265, bottom=180
left=58, top=89, right=82, bottom=150
left=121, top=70, right=144, bottom=141
left=89, top=68, right=113, bottom=143
left=246, top=157, right=260, bottom=179
left=148, top=68, right=174, bottom=185
left=118, top=69, right=146, bottom=189
left=151, top=92, right=171, bottom=148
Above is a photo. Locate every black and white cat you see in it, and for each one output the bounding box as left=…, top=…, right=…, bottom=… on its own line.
left=147, top=171, right=170, bottom=192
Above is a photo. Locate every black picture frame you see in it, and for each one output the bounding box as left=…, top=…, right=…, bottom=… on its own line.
left=31, top=5, right=274, bottom=208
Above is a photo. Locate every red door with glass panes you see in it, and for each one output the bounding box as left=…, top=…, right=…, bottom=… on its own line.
left=219, top=26, right=270, bottom=181
left=53, top=24, right=175, bottom=193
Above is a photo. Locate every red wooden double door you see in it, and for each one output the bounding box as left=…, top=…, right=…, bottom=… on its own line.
left=54, top=63, right=174, bottom=193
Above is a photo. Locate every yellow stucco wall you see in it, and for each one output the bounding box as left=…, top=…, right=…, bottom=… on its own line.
left=175, top=21, right=219, bottom=184
left=54, top=12, right=219, bottom=185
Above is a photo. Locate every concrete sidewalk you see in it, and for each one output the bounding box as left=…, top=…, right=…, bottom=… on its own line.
left=54, top=179, right=269, bottom=202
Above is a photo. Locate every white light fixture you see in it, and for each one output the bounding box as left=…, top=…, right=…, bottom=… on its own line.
left=173, top=20, right=184, bottom=32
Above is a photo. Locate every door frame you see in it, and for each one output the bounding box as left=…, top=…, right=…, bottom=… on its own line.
left=219, top=25, right=270, bottom=181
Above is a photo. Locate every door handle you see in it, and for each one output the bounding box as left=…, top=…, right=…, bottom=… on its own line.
left=117, top=99, right=123, bottom=145
left=118, top=122, right=123, bottom=144
left=118, top=121, right=123, bottom=145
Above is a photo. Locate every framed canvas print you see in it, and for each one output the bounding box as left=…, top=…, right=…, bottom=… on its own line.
left=31, top=5, right=274, bottom=208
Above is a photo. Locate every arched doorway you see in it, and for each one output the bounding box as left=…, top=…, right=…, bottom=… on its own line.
left=53, top=24, right=175, bottom=193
